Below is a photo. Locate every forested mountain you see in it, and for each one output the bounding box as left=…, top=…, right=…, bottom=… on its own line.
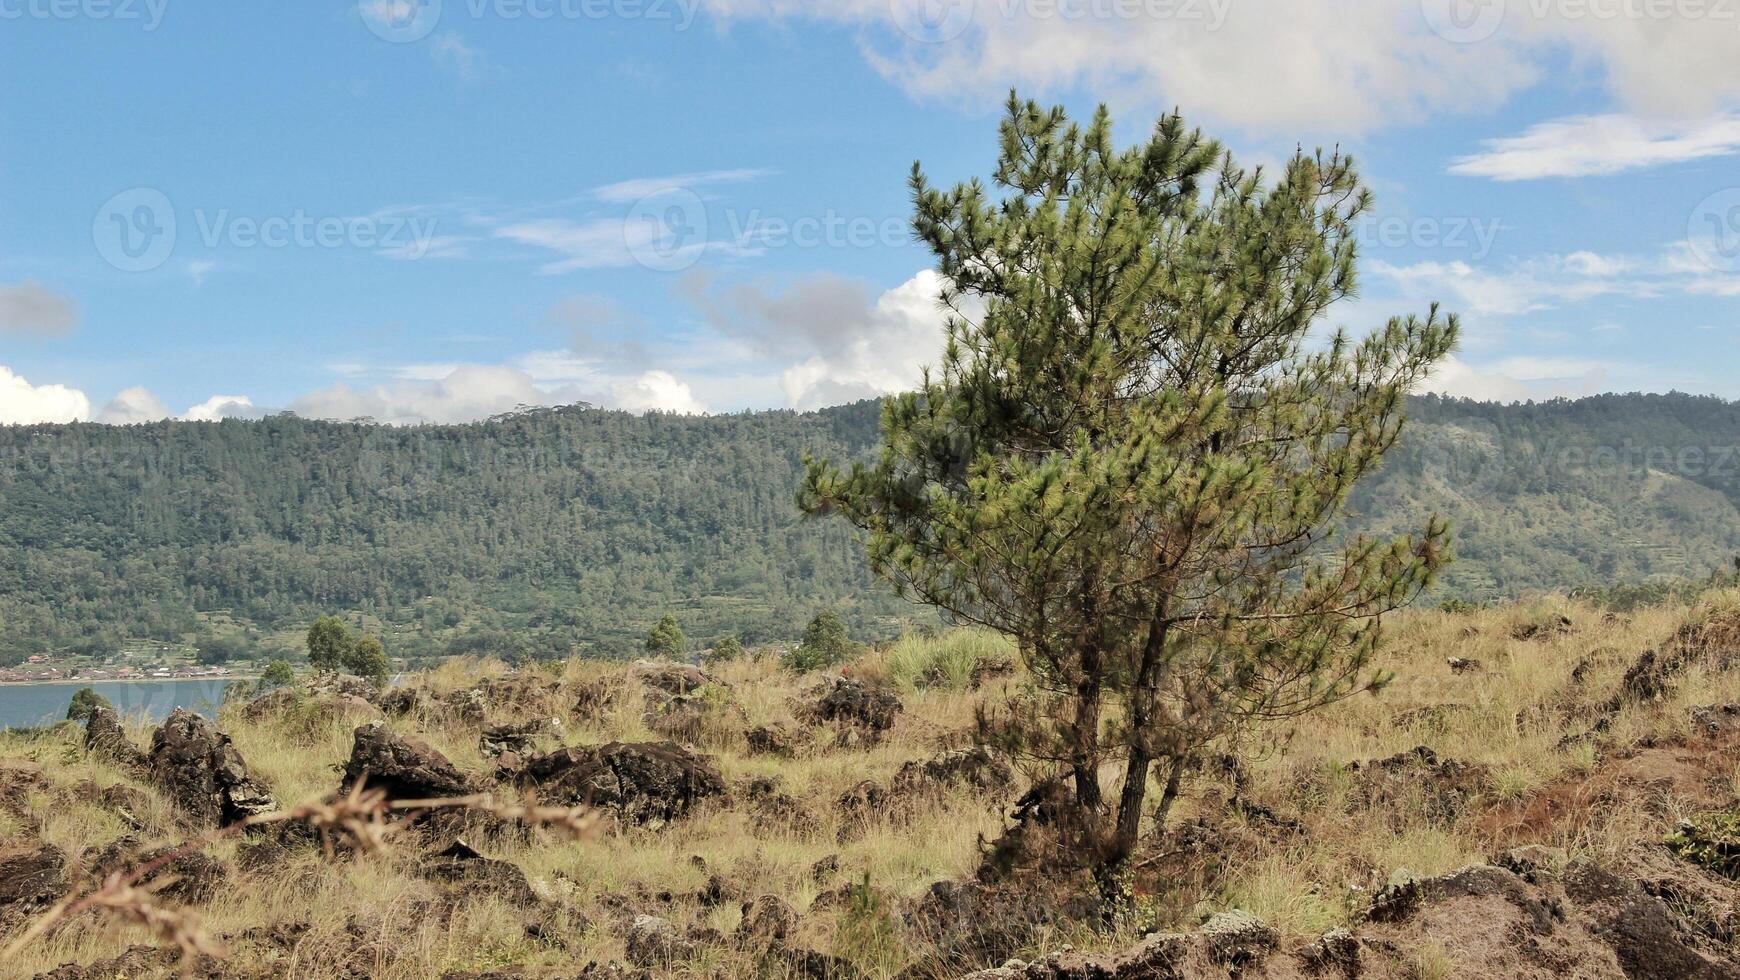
left=1, top=391, right=1737, bottom=661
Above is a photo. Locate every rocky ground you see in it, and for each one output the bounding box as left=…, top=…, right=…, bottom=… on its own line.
left=4, top=597, right=1740, bottom=978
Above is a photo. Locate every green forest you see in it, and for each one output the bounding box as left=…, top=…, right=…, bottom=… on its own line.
left=1, top=391, right=1738, bottom=663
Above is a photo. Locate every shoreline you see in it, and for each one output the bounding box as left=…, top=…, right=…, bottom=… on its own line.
left=0, top=676, right=259, bottom=688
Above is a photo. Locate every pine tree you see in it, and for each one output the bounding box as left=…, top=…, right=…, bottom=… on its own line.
left=802, top=95, right=1456, bottom=882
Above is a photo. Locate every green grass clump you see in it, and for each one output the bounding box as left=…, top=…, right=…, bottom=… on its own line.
left=878, top=629, right=1014, bottom=692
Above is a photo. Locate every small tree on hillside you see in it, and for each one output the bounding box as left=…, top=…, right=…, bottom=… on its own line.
left=783, top=610, right=857, bottom=672
left=802, top=95, right=1455, bottom=884
left=708, top=636, right=746, bottom=663
left=645, top=615, right=686, bottom=657
left=259, top=660, right=295, bottom=691
left=306, top=616, right=354, bottom=674
left=344, top=636, right=391, bottom=685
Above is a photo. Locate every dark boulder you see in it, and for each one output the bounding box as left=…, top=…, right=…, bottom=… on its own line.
left=736, top=894, right=800, bottom=949
left=625, top=913, right=694, bottom=967
left=1348, top=745, right=1488, bottom=826
left=517, top=741, right=724, bottom=825
left=745, top=724, right=801, bottom=758
left=84, top=707, right=146, bottom=771
left=341, top=721, right=474, bottom=801
left=242, top=688, right=382, bottom=727
left=629, top=660, right=708, bottom=697
left=418, top=840, right=540, bottom=907
left=147, top=708, right=277, bottom=827
left=377, top=686, right=422, bottom=716
left=85, top=836, right=228, bottom=904
left=479, top=718, right=563, bottom=759
left=0, top=844, right=67, bottom=907
left=1565, top=862, right=1740, bottom=980
left=806, top=678, right=902, bottom=743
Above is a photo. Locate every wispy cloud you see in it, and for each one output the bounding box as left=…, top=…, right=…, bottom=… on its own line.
left=1451, top=113, right=1740, bottom=181
left=591, top=169, right=773, bottom=205
left=430, top=33, right=487, bottom=79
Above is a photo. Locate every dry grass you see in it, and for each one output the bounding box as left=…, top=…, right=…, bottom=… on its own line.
left=5, top=590, right=1740, bottom=977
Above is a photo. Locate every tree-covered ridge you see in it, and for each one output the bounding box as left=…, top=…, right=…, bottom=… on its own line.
left=0, top=391, right=1738, bottom=658
left=0, top=401, right=909, bottom=660
left=1352, top=392, right=1740, bottom=600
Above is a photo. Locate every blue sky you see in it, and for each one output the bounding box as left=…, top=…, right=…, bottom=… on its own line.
left=2, top=0, right=1738, bottom=423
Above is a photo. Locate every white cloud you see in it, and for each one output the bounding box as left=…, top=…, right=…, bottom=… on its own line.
left=703, top=1, right=1535, bottom=133
left=702, top=3, right=1740, bottom=135
left=292, top=360, right=709, bottom=422
left=680, top=268, right=953, bottom=410
left=97, top=387, right=172, bottom=425
left=0, top=281, right=79, bottom=337
left=1450, top=113, right=1740, bottom=180
left=291, top=366, right=566, bottom=424
left=183, top=395, right=263, bottom=422
left=1416, top=354, right=1614, bottom=402
left=1369, top=248, right=1702, bottom=322
left=0, top=366, right=90, bottom=424
left=611, top=370, right=707, bottom=414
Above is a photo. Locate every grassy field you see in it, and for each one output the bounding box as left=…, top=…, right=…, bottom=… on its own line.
left=4, top=593, right=1740, bottom=978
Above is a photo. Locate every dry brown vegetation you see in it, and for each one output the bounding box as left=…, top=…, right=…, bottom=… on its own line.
left=6, top=593, right=1740, bottom=979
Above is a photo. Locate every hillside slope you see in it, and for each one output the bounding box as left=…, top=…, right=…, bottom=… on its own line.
left=1, top=392, right=1738, bottom=656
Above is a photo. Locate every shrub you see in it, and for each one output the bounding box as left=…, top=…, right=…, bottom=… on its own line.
left=1667, top=811, right=1740, bottom=878
left=645, top=614, right=686, bottom=656
left=66, top=687, right=112, bottom=723
left=259, top=660, right=295, bottom=690
left=707, top=636, right=745, bottom=663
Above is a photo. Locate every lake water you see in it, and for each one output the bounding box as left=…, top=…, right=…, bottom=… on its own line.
left=0, top=679, right=240, bottom=730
